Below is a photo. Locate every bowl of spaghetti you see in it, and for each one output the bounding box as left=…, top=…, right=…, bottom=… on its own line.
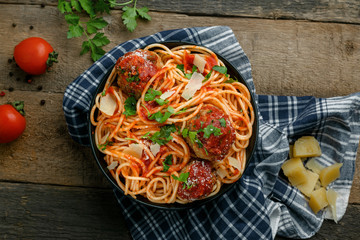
left=89, top=41, right=258, bottom=209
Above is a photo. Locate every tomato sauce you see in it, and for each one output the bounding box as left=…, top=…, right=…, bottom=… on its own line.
left=177, top=160, right=215, bottom=200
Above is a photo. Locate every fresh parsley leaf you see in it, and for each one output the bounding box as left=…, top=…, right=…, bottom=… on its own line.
left=162, top=154, right=172, bottom=172
left=149, top=106, right=174, bottom=123
left=203, top=70, right=213, bottom=82
left=149, top=124, right=177, bottom=145
left=136, top=7, right=151, bottom=20
left=144, top=88, right=162, bottom=101
left=219, top=118, right=226, bottom=127
left=86, top=17, right=108, bottom=34
left=125, top=137, right=137, bottom=141
left=225, top=77, right=238, bottom=83
left=65, top=14, right=80, bottom=25
left=212, top=65, right=227, bottom=74
left=172, top=172, right=189, bottom=182
left=182, top=128, right=189, bottom=138
left=67, top=24, right=84, bottom=38
left=122, top=6, right=138, bottom=32
left=98, top=139, right=113, bottom=151
left=123, top=96, right=137, bottom=116
left=176, top=64, right=184, bottom=72
left=201, top=124, right=223, bottom=138
left=91, top=32, right=110, bottom=47
left=141, top=132, right=151, bottom=138
left=80, top=41, right=90, bottom=55
left=58, top=0, right=72, bottom=13
left=185, top=65, right=198, bottom=79
left=175, top=108, right=187, bottom=115
left=70, top=0, right=82, bottom=12
left=155, top=98, right=169, bottom=106
left=101, top=90, right=106, bottom=96
left=89, top=40, right=106, bottom=61
left=78, top=0, right=95, bottom=17
left=126, top=74, right=139, bottom=83
left=94, top=0, right=110, bottom=14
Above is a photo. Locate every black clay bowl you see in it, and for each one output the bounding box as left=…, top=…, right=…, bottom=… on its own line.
left=88, top=41, right=259, bottom=210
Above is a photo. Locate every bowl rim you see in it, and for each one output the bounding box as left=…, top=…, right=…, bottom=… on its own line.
left=88, top=40, right=259, bottom=210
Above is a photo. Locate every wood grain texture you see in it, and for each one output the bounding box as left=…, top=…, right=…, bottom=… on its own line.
left=0, top=4, right=359, bottom=203
left=0, top=181, right=359, bottom=240
left=1, top=0, right=360, bottom=24
left=0, top=182, right=131, bottom=239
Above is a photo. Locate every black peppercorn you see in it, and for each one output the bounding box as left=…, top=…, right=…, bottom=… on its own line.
left=8, top=58, right=12, bottom=64
left=37, top=85, right=43, bottom=91
left=12, top=23, right=16, bottom=27
left=9, top=87, right=14, bottom=92
left=9, top=72, right=14, bottom=77
left=40, top=100, right=46, bottom=105
left=29, top=25, right=34, bottom=30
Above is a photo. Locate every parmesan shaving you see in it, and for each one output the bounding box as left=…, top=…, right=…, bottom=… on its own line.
left=99, top=94, right=117, bottom=116
left=107, top=161, right=118, bottom=170
left=160, top=90, right=175, bottom=100
left=217, top=168, right=228, bottom=179
left=228, top=156, right=241, bottom=170
left=181, top=72, right=204, bottom=100
left=150, top=143, right=161, bottom=156
left=193, top=54, right=206, bottom=73
left=123, top=143, right=143, bottom=159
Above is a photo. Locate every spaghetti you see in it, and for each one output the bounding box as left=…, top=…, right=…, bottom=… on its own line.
left=90, top=44, right=254, bottom=204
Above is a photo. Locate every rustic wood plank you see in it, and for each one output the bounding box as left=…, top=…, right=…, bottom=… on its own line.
left=0, top=4, right=359, bottom=203
left=0, top=181, right=359, bottom=239
left=0, top=182, right=131, bottom=239
left=1, top=0, right=360, bottom=24
left=1, top=5, right=359, bottom=97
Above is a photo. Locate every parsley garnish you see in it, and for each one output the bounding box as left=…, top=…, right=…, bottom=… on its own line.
left=101, top=90, right=106, bottom=96
left=172, top=172, right=189, bottom=183
left=149, top=106, right=174, bottom=123
left=155, top=98, right=169, bottom=106
left=123, top=96, right=137, bottom=116
left=175, top=108, right=187, bottom=115
left=172, top=172, right=193, bottom=189
left=201, top=123, right=223, bottom=138
left=203, top=70, right=213, bottom=82
left=98, top=139, right=113, bottom=151
left=162, top=154, right=173, bottom=172
left=185, top=65, right=198, bottom=79
left=144, top=88, right=162, bottom=101
left=125, top=137, right=137, bottom=141
left=149, top=124, right=177, bottom=145
left=176, top=64, right=185, bottom=72
left=126, top=73, right=139, bottom=83
left=182, top=128, right=203, bottom=148
left=225, top=77, right=238, bottom=83
left=212, top=65, right=228, bottom=75
left=219, top=118, right=226, bottom=127
left=58, top=0, right=151, bottom=61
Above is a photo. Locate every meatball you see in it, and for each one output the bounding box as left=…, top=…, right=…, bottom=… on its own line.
left=186, top=104, right=235, bottom=161
left=115, top=49, right=161, bottom=99
left=177, top=160, right=216, bottom=201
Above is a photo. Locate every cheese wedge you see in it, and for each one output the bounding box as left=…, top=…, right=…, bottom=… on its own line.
left=309, top=187, right=328, bottom=214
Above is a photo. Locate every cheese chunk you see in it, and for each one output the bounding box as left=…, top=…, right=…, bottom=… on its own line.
left=319, top=163, right=343, bottom=187
left=281, top=158, right=307, bottom=186
left=297, top=170, right=319, bottom=197
left=293, top=136, right=322, bottom=158
left=309, top=188, right=328, bottom=214
left=326, top=189, right=338, bottom=223
left=305, top=158, right=325, bottom=174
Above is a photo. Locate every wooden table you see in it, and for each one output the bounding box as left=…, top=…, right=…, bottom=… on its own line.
left=1, top=1, right=359, bottom=239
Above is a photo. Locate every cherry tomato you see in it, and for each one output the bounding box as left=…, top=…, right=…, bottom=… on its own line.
left=0, top=102, right=26, bottom=143
left=14, top=37, right=58, bottom=75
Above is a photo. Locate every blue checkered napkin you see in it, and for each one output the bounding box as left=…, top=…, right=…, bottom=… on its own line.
left=62, top=26, right=360, bottom=239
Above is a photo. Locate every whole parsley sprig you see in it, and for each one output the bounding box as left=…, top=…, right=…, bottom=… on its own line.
left=57, top=0, right=151, bottom=61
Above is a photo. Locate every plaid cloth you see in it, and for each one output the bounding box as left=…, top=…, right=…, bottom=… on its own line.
left=62, top=26, right=360, bottom=239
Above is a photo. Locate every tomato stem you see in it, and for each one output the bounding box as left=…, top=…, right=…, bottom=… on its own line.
left=10, top=101, right=25, bottom=116
left=46, top=51, right=59, bottom=69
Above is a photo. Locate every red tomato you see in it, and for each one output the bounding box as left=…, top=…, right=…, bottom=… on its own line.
left=14, top=37, right=58, bottom=75
left=0, top=102, right=26, bottom=143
